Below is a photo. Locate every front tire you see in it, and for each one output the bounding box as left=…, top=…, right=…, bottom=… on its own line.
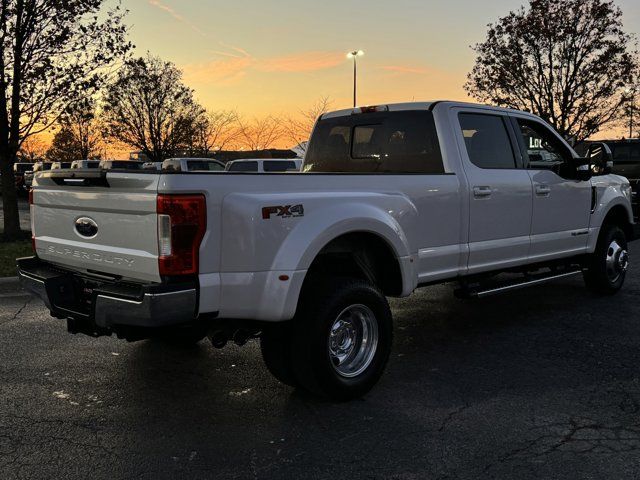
left=290, top=278, right=393, bottom=401
left=583, top=224, right=629, bottom=294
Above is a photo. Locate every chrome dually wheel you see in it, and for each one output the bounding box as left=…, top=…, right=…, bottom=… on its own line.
left=328, top=304, right=379, bottom=378
left=584, top=224, right=628, bottom=295
left=605, top=239, right=628, bottom=284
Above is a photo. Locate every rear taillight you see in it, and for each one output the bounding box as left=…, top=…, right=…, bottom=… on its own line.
left=157, top=194, right=206, bottom=276
left=29, top=189, right=36, bottom=253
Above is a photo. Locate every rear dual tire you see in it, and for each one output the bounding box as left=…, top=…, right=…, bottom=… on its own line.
left=261, top=278, right=393, bottom=401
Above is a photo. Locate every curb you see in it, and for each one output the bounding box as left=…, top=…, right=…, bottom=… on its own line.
left=0, top=276, right=19, bottom=285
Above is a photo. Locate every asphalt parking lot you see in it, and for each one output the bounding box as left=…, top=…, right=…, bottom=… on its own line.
left=2, top=245, right=640, bottom=479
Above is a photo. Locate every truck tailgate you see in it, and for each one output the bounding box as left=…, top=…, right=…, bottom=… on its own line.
left=32, top=172, right=161, bottom=283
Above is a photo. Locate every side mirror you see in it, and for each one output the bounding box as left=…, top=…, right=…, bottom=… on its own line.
left=575, top=162, right=593, bottom=181
left=586, top=142, right=613, bottom=175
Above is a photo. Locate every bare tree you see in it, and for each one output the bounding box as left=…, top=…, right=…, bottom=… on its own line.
left=18, top=134, right=45, bottom=162
left=465, top=0, right=638, bottom=143
left=237, top=115, right=283, bottom=151
left=58, top=97, right=103, bottom=159
left=102, top=54, right=204, bottom=162
left=0, top=0, right=131, bottom=239
left=282, top=96, right=331, bottom=154
left=619, top=64, right=639, bottom=138
left=185, top=109, right=240, bottom=155
left=45, top=126, right=81, bottom=163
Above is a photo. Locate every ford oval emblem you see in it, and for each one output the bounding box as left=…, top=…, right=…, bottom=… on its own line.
left=75, top=217, right=98, bottom=238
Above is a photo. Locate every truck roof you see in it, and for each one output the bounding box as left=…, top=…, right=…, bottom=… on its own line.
left=321, top=100, right=538, bottom=119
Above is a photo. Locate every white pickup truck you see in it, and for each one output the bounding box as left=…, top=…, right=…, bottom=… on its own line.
left=18, top=101, right=635, bottom=400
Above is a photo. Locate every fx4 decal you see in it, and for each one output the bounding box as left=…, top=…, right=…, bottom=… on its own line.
left=262, top=204, right=304, bottom=220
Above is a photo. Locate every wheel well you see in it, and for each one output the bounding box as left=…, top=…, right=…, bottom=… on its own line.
left=603, top=205, right=633, bottom=240
left=304, top=232, right=404, bottom=296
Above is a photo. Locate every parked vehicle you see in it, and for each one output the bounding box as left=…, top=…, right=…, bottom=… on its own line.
left=99, top=160, right=144, bottom=171
left=13, top=162, right=34, bottom=192
left=162, top=158, right=225, bottom=172
left=142, top=162, right=163, bottom=171
left=225, top=158, right=302, bottom=173
left=18, top=101, right=635, bottom=400
left=603, top=139, right=640, bottom=220
left=24, top=162, right=52, bottom=189
left=50, top=162, right=72, bottom=170
left=71, top=160, right=101, bottom=170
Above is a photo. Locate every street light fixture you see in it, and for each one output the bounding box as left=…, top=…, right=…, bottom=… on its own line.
left=347, top=50, right=364, bottom=107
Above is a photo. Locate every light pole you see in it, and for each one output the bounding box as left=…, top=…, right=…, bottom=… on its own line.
left=347, top=50, right=364, bottom=107
left=625, top=87, right=636, bottom=138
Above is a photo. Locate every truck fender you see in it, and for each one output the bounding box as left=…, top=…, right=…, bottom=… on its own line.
left=588, top=180, right=634, bottom=252
left=270, top=202, right=413, bottom=273
left=268, top=202, right=415, bottom=319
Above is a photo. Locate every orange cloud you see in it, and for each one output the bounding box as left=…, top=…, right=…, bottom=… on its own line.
left=182, top=57, right=254, bottom=86
left=258, top=51, right=344, bottom=73
left=379, top=65, right=432, bottom=75
left=182, top=49, right=344, bottom=86
left=148, top=0, right=205, bottom=36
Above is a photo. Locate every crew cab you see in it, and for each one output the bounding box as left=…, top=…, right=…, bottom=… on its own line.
left=18, top=101, right=634, bottom=400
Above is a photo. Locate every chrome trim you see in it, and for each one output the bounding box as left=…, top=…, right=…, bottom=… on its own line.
left=18, top=271, right=51, bottom=309
left=571, top=230, right=589, bottom=237
left=475, top=270, right=582, bottom=298
left=94, top=288, right=197, bottom=328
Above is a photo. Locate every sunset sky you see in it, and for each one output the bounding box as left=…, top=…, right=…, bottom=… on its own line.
left=118, top=0, right=640, bottom=147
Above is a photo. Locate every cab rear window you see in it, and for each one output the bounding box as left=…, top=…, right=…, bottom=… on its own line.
left=304, top=110, right=444, bottom=173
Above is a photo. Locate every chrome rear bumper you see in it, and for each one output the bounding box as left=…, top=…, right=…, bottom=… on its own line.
left=17, top=256, right=198, bottom=333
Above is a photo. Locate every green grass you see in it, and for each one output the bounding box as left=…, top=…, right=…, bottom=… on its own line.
left=0, top=240, right=32, bottom=277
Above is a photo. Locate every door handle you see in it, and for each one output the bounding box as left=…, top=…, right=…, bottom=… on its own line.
left=473, top=186, right=492, bottom=198
left=535, top=185, right=551, bottom=196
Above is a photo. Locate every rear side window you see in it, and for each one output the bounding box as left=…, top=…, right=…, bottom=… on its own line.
left=459, top=113, right=516, bottom=169
left=228, top=161, right=258, bottom=172
left=263, top=161, right=297, bottom=172
left=610, top=142, right=640, bottom=163
left=304, top=110, right=444, bottom=173
left=187, top=160, right=223, bottom=171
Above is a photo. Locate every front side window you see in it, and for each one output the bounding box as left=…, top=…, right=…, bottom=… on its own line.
left=304, top=110, right=444, bottom=173
left=459, top=113, right=517, bottom=169
left=516, top=119, right=572, bottom=171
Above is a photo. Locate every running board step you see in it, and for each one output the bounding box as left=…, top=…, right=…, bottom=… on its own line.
left=455, top=269, right=583, bottom=299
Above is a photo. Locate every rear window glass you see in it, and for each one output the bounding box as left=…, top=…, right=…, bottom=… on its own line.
left=263, top=161, right=297, bottom=172
left=187, top=160, right=224, bottom=171
left=104, top=161, right=142, bottom=170
left=228, top=161, right=258, bottom=172
left=304, top=110, right=444, bottom=173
